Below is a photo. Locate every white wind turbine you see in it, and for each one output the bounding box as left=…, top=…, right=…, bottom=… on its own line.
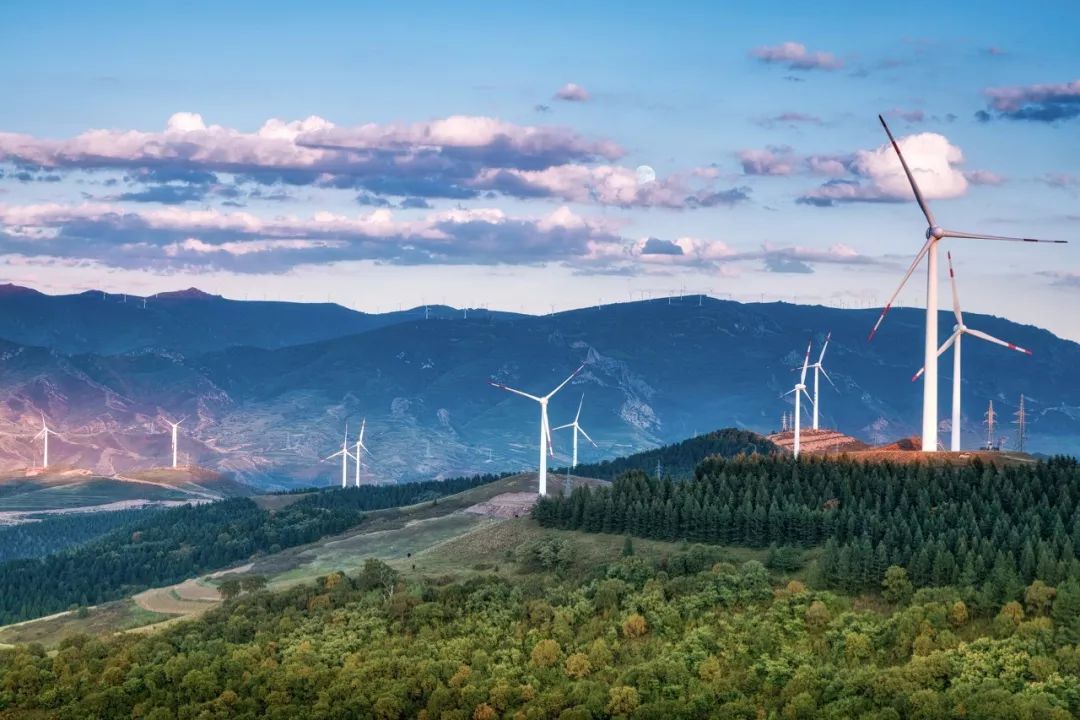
left=34, top=415, right=58, bottom=468
left=325, top=423, right=356, bottom=489
left=489, top=364, right=585, bottom=496
left=783, top=342, right=814, bottom=458
left=868, top=114, right=1066, bottom=452
left=163, top=417, right=186, bottom=469
left=807, top=332, right=835, bottom=431
left=552, top=393, right=597, bottom=468
left=352, top=418, right=372, bottom=487
left=911, top=252, right=1032, bottom=452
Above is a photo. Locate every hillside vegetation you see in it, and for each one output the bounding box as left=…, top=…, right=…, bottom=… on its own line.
left=564, top=428, right=776, bottom=480
left=0, top=473, right=505, bottom=623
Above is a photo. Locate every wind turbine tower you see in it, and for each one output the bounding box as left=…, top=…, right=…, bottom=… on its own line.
left=325, top=424, right=356, bottom=488
left=912, top=253, right=1031, bottom=451
left=34, top=415, right=56, bottom=468
left=552, top=393, right=597, bottom=468
left=164, top=418, right=185, bottom=469
left=784, top=342, right=814, bottom=458
left=808, top=332, right=834, bottom=430
left=489, top=364, right=585, bottom=496
left=353, top=418, right=371, bottom=487
left=868, top=114, right=1066, bottom=452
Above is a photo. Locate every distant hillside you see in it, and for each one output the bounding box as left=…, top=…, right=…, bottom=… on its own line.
left=563, top=428, right=777, bottom=480
left=0, top=294, right=1078, bottom=484
left=0, top=284, right=517, bottom=355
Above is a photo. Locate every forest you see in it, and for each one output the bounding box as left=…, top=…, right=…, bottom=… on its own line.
left=0, top=472, right=504, bottom=624
left=0, top=541, right=1077, bottom=718
left=0, top=508, right=154, bottom=562
left=535, top=455, right=1080, bottom=611
left=564, top=428, right=777, bottom=481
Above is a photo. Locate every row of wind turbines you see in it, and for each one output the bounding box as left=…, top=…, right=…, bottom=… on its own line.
left=27, top=415, right=188, bottom=471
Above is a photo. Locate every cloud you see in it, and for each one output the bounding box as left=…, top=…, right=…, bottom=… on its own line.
left=754, top=112, right=823, bottom=128
left=116, top=184, right=211, bottom=204
left=797, top=132, right=969, bottom=206
left=964, top=169, right=1005, bottom=186
left=640, top=237, right=684, bottom=255
left=0, top=201, right=634, bottom=272
left=749, top=42, right=843, bottom=71
left=472, top=164, right=751, bottom=209
left=554, top=83, right=590, bottom=102
left=739, top=147, right=797, bottom=176
left=978, top=79, right=1080, bottom=122
left=1040, top=173, right=1080, bottom=189
left=1038, top=270, right=1080, bottom=287
left=0, top=112, right=640, bottom=205
left=534, top=104, right=551, bottom=114
left=985, top=46, right=1007, bottom=57
left=764, top=255, right=813, bottom=273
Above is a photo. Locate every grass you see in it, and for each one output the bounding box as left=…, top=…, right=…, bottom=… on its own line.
left=0, top=478, right=191, bottom=511
left=0, top=600, right=170, bottom=648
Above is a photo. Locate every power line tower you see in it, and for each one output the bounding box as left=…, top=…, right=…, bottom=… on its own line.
left=1013, top=394, right=1027, bottom=453
left=984, top=401, right=996, bottom=451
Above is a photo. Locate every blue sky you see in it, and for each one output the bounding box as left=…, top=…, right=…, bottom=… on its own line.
left=1, top=1, right=1078, bottom=337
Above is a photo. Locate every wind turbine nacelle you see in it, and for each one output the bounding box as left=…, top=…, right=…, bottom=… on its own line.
left=927, top=226, right=945, bottom=241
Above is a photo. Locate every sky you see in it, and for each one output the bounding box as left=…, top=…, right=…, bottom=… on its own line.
left=1, top=1, right=1078, bottom=338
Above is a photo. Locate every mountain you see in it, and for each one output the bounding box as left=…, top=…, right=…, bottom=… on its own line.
left=0, top=284, right=515, bottom=355
left=0, top=295, right=1077, bottom=486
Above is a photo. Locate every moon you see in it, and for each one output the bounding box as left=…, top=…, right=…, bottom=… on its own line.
left=635, top=165, right=656, bottom=185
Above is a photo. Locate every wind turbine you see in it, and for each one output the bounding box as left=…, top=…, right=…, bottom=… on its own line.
left=34, top=415, right=57, bottom=468
left=489, top=363, right=585, bottom=496
left=352, top=418, right=372, bottom=487
left=783, top=342, right=813, bottom=458
left=325, top=424, right=356, bottom=489
left=552, top=393, right=597, bottom=468
left=164, top=417, right=186, bottom=469
left=911, top=252, right=1032, bottom=451
left=807, top=332, right=835, bottom=431
left=868, top=114, right=1066, bottom=452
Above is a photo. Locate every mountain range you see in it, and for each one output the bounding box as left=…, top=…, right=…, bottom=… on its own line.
left=0, top=286, right=1077, bottom=488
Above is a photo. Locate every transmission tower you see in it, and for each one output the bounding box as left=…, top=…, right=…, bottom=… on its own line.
left=1013, top=394, right=1027, bottom=453
left=984, top=401, right=996, bottom=451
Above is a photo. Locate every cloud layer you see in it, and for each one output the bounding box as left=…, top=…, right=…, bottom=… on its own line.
left=750, top=42, right=843, bottom=71
left=978, top=79, right=1080, bottom=122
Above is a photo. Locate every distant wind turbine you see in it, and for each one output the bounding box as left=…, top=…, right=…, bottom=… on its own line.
left=164, top=417, right=186, bottom=469
left=868, top=114, right=1066, bottom=452
left=807, top=332, right=835, bottom=431
left=34, top=415, right=57, bottom=468
left=912, top=252, right=1032, bottom=451
left=783, top=342, right=813, bottom=458
left=489, top=364, right=585, bottom=496
left=353, top=418, right=372, bottom=487
left=552, top=393, right=597, bottom=468
left=325, top=423, right=356, bottom=489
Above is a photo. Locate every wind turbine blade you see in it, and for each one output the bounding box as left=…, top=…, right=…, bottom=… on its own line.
left=574, top=393, right=584, bottom=423
left=546, top=363, right=586, bottom=399
left=488, top=382, right=543, bottom=402
left=943, top=230, right=1068, bottom=244
left=545, top=418, right=554, bottom=456
left=782, top=388, right=797, bottom=397
left=324, top=450, right=345, bottom=461
left=800, top=387, right=814, bottom=411
left=879, top=114, right=936, bottom=227
left=819, top=366, right=837, bottom=389
left=947, top=251, right=963, bottom=326
left=911, top=331, right=960, bottom=381
left=966, top=328, right=1032, bottom=355
left=358, top=419, right=365, bottom=444
left=579, top=426, right=598, bottom=447
left=551, top=423, right=574, bottom=431
left=868, top=238, right=932, bottom=341
left=799, top=341, right=812, bottom=385
left=817, top=332, right=831, bottom=364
